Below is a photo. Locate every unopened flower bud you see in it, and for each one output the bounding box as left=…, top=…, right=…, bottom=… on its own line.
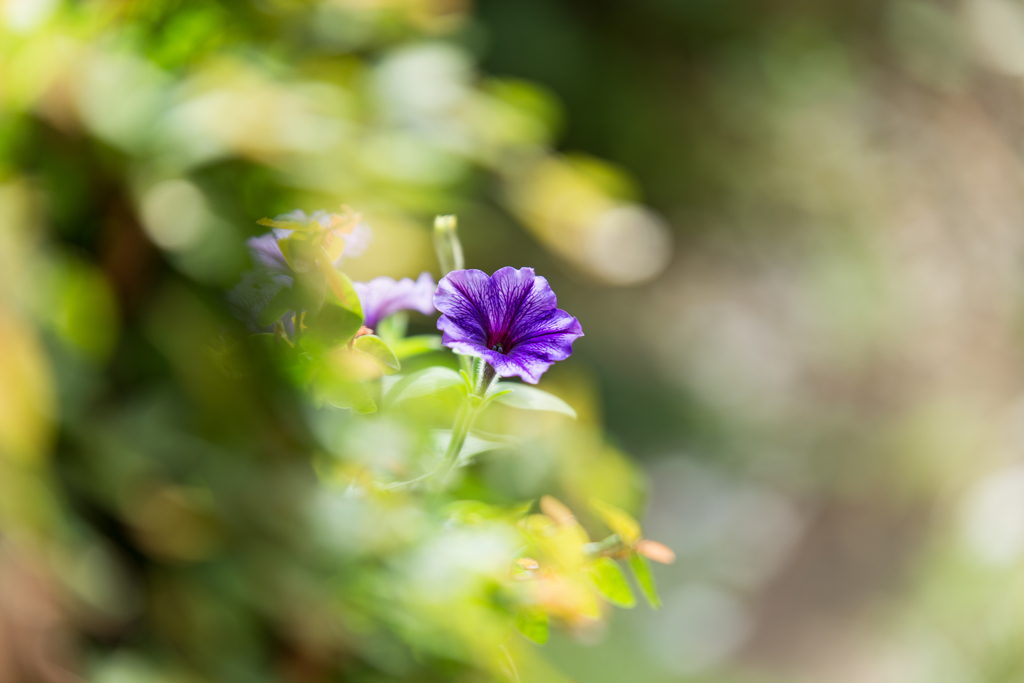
left=432, top=214, right=464, bottom=275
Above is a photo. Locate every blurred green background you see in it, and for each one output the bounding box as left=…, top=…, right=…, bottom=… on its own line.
left=5, top=0, right=1024, bottom=681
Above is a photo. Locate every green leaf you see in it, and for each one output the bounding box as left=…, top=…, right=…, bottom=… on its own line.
left=353, top=334, right=400, bottom=374
left=292, top=270, right=327, bottom=311
left=305, top=305, right=363, bottom=349
left=513, top=608, right=548, bottom=645
left=317, top=379, right=377, bottom=414
left=490, top=383, right=576, bottom=419
left=383, top=366, right=463, bottom=408
left=586, top=557, right=635, bottom=608
left=445, top=500, right=504, bottom=524
left=256, top=217, right=319, bottom=232
left=431, top=430, right=515, bottom=466
left=324, top=268, right=363, bottom=318
left=257, top=286, right=296, bottom=327
left=590, top=499, right=642, bottom=546
left=277, top=232, right=319, bottom=273
left=389, top=334, right=443, bottom=359
left=459, top=369, right=474, bottom=393
left=374, top=312, right=408, bottom=342
left=628, top=552, right=661, bottom=609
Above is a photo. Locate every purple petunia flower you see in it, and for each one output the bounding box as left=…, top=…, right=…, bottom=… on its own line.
left=353, top=272, right=437, bottom=329
left=433, top=267, right=583, bottom=384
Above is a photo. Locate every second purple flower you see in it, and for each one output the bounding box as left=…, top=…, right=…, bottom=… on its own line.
left=353, top=272, right=437, bottom=330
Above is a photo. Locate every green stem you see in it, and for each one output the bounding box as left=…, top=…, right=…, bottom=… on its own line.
left=436, top=360, right=498, bottom=489
left=437, top=402, right=475, bottom=487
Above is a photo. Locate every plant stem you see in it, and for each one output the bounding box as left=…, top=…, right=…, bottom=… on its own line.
left=436, top=360, right=498, bottom=488
left=437, top=402, right=475, bottom=487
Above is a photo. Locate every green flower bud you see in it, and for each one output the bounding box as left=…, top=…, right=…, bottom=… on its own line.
left=432, top=214, right=464, bottom=275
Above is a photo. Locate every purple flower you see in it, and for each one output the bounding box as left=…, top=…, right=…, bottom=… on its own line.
left=246, top=231, right=292, bottom=274
left=353, top=272, right=437, bottom=329
left=227, top=234, right=293, bottom=331
left=433, top=267, right=583, bottom=384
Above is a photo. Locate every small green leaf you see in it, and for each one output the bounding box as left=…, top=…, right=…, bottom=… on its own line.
left=277, top=232, right=319, bottom=273
left=305, top=305, right=363, bottom=349
left=445, top=500, right=503, bottom=524
left=324, top=268, right=363, bottom=318
left=383, top=366, right=463, bottom=407
left=256, top=217, right=319, bottom=232
left=628, top=552, right=661, bottom=609
left=480, top=388, right=512, bottom=409
left=590, top=499, right=642, bottom=546
left=292, top=270, right=327, bottom=312
left=431, top=430, right=515, bottom=466
left=375, top=312, right=408, bottom=342
left=353, top=334, right=401, bottom=374
left=586, top=557, right=635, bottom=608
left=257, top=286, right=295, bottom=327
left=318, top=379, right=377, bottom=414
left=389, top=334, right=443, bottom=359
left=513, top=608, right=548, bottom=645
left=490, top=384, right=576, bottom=419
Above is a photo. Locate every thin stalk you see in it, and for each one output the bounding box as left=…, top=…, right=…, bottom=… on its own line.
left=436, top=359, right=498, bottom=489
left=437, top=402, right=474, bottom=487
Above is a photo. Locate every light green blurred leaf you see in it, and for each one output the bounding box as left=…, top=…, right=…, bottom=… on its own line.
left=445, top=500, right=505, bottom=524
left=513, top=607, right=548, bottom=645
left=353, top=334, right=400, bottom=374
left=628, top=552, right=661, bottom=609
left=256, top=217, right=319, bottom=232
left=375, top=312, right=408, bottom=342
left=590, top=498, right=642, bottom=546
left=305, top=305, right=362, bottom=349
left=389, top=334, right=443, bottom=359
left=490, top=383, right=576, bottom=419
left=585, top=557, right=635, bottom=608
left=276, top=232, right=318, bottom=273
left=383, top=366, right=463, bottom=407
left=318, top=379, right=377, bottom=414
left=46, top=256, right=119, bottom=360
left=324, top=268, right=363, bottom=318
left=431, top=430, right=516, bottom=466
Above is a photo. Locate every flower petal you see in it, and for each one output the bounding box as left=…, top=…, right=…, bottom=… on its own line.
left=246, top=232, right=291, bottom=274
left=354, top=272, right=437, bottom=328
left=504, top=313, right=583, bottom=383
left=435, top=268, right=494, bottom=349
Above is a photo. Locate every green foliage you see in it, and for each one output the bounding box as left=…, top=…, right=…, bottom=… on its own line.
left=628, top=553, right=661, bottom=610
left=257, top=286, right=296, bottom=327
left=514, top=607, right=550, bottom=645
left=590, top=498, right=643, bottom=546
left=305, top=304, right=363, bottom=349
left=323, top=267, right=363, bottom=320
left=353, top=334, right=400, bottom=374
left=389, top=334, right=444, bottom=359
left=0, top=2, right=673, bottom=682
left=491, top=383, right=578, bottom=419
left=383, top=366, right=463, bottom=407
left=585, top=557, right=635, bottom=608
